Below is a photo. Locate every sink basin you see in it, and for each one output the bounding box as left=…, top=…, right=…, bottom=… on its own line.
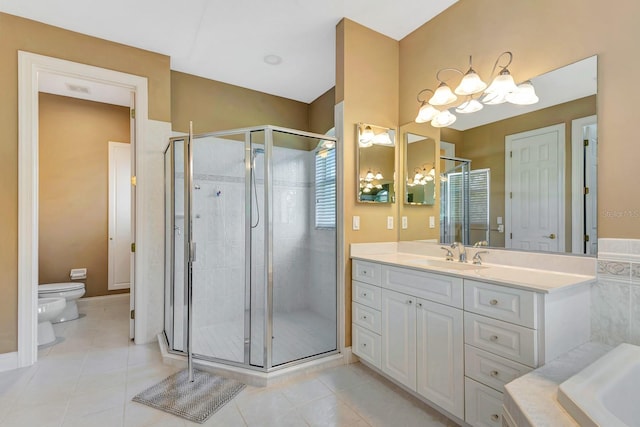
left=407, top=258, right=487, bottom=271
left=558, top=343, right=640, bottom=427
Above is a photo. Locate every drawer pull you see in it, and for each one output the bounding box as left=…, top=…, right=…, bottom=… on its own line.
left=362, top=343, right=367, bottom=347
left=490, top=370, right=499, bottom=377
left=489, top=335, right=499, bottom=342
left=362, top=292, right=367, bottom=297
left=362, top=270, right=367, bottom=275
left=489, top=299, right=498, bottom=305
left=491, top=414, right=500, bottom=422
left=407, top=300, right=413, bottom=305
left=362, top=315, right=367, bottom=320
left=417, top=302, right=422, bottom=308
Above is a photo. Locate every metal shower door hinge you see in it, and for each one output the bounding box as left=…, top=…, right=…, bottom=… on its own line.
left=131, top=242, right=136, bottom=253
left=130, top=309, right=135, bottom=319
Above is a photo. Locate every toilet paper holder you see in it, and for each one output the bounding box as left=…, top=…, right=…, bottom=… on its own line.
left=70, top=268, right=87, bottom=280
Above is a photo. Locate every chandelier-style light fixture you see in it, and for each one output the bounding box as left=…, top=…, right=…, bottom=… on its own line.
left=414, top=52, right=539, bottom=128
left=408, top=164, right=436, bottom=186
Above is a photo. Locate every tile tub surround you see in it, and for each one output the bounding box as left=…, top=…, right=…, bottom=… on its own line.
left=592, top=238, right=640, bottom=346
left=503, top=342, right=612, bottom=427
left=0, top=295, right=456, bottom=427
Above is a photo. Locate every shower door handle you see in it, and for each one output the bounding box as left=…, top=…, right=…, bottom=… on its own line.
left=190, top=242, right=197, bottom=263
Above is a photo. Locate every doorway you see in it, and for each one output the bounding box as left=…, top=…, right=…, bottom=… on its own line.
left=17, top=52, right=149, bottom=368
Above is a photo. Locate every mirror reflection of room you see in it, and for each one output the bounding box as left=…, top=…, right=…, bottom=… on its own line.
left=405, top=133, right=436, bottom=206
left=357, top=123, right=396, bottom=203
left=403, top=56, right=597, bottom=255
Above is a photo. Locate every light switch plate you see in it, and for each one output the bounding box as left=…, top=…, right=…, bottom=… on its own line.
left=402, top=216, right=408, bottom=229
left=497, top=216, right=503, bottom=225
left=429, top=216, right=435, bottom=228
left=387, top=216, right=394, bottom=230
left=353, top=216, right=360, bottom=231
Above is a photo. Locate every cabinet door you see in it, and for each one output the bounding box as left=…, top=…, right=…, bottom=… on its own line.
left=381, top=289, right=417, bottom=390
left=416, top=299, right=464, bottom=419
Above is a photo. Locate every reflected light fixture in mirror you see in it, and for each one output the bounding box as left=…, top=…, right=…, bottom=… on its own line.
left=414, top=51, right=539, bottom=128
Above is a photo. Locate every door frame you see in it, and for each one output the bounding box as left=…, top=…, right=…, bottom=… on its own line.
left=18, top=51, right=148, bottom=367
left=571, top=115, right=597, bottom=254
left=505, top=123, right=566, bottom=251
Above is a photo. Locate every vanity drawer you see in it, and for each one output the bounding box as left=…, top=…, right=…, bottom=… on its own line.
left=464, top=312, right=537, bottom=367
left=352, top=281, right=382, bottom=310
left=465, top=345, right=532, bottom=392
left=382, top=265, right=463, bottom=308
left=352, top=302, right=381, bottom=334
left=465, top=377, right=503, bottom=427
left=464, top=280, right=537, bottom=328
left=352, top=260, right=381, bottom=286
left=352, top=323, right=381, bottom=369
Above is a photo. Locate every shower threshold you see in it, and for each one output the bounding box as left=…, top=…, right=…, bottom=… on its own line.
left=157, top=334, right=344, bottom=387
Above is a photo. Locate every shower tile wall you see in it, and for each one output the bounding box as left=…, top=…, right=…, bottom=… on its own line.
left=592, top=238, right=640, bottom=346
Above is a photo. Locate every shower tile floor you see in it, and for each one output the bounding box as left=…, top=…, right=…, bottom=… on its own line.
left=0, top=295, right=457, bottom=426
left=193, top=310, right=337, bottom=366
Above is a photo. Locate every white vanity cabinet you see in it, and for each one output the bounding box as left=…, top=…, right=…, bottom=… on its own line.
left=353, top=260, right=465, bottom=420
left=462, top=279, right=591, bottom=427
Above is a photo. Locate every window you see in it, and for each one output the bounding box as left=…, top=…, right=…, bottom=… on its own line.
left=315, top=146, right=336, bottom=228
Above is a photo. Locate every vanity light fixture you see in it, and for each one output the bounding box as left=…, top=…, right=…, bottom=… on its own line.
left=414, top=51, right=539, bottom=127
left=410, top=165, right=435, bottom=186
left=358, top=124, right=375, bottom=147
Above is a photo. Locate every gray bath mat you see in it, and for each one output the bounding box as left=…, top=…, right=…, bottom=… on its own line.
left=132, top=368, right=246, bottom=424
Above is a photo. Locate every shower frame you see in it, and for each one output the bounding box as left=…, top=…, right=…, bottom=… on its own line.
left=163, top=125, right=340, bottom=373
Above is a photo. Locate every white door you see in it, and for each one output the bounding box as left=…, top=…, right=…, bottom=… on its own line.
left=505, top=124, right=565, bottom=252
left=108, top=142, right=132, bottom=292
left=416, top=299, right=464, bottom=419
left=381, top=289, right=416, bottom=390
left=129, top=96, right=136, bottom=339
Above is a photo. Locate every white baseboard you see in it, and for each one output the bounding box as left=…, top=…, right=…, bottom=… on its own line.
left=78, top=293, right=130, bottom=306
left=0, top=352, right=18, bottom=372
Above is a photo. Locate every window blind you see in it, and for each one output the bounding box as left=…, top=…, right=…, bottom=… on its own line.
left=315, top=148, right=336, bottom=228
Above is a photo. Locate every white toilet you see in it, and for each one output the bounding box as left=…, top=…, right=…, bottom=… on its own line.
left=37, top=297, right=66, bottom=346
left=38, top=282, right=86, bottom=323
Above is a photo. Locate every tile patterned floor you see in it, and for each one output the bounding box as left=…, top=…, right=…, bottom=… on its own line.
left=0, top=295, right=458, bottom=426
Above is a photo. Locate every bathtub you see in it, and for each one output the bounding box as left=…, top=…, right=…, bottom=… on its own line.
left=558, top=343, right=640, bottom=427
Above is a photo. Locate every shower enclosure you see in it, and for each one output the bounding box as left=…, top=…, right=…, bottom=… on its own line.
left=163, top=126, right=338, bottom=372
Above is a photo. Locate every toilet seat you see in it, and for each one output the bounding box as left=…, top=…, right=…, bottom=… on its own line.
left=39, top=282, right=85, bottom=293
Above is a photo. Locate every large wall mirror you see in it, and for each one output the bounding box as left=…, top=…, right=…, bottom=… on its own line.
left=357, top=123, right=396, bottom=203
left=399, top=55, right=598, bottom=256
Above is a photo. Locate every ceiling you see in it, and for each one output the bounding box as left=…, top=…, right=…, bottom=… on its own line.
left=1, top=0, right=458, bottom=103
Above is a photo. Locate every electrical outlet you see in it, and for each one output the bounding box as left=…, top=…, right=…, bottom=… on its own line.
left=353, top=216, right=360, bottom=231
left=387, top=216, right=394, bottom=230
left=497, top=216, right=503, bottom=225
left=429, top=216, right=435, bottom=228
left=402, top=216, right=408, bottom=229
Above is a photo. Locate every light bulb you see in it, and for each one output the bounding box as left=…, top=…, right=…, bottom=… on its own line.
left=455, top=98, right=484, bottom=114
left=455, top=68, right=487, bottom=96
left=365, top=171, right=374, bottom=180
left=505, top=81, right=539, bottom=105
left=428, top=82, right=457, bottom=106
left=485, top=69, right=518, bottom=97
left=374, top=172, right=383, bottom=180
left=415, top=103, right=440, bottom=123
left=431, top=110, right=457, bottom=128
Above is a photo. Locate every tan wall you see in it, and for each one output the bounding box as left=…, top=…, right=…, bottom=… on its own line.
left=39, top=93, right=130, bottom=298
left=457, top=96, right=596, bottom=249
left=309, top=87, right=336, bottom=135
left=337, top=19, right=399, bottom=345
left=0, top=12, right=170, bottom=353
left=171, top=71, right=310, bottom=133
left=399, top=0, right=640, bottom=240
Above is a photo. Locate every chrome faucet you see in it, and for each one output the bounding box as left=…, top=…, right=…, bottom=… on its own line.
left=451, top=242, right=467, bottom=263
left=440, top=246, right=454, bottom=261
left=472, top=250, right=489, bottom=265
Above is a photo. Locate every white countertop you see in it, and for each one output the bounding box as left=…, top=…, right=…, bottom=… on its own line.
left=351, top=251, right=596, bottom=293
left=503, top=342, right=612, bottom=427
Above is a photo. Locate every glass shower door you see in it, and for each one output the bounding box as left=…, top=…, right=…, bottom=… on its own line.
left=440, top=156, right=471, bottom=245
left=190, top=133, right=249, bottom=364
